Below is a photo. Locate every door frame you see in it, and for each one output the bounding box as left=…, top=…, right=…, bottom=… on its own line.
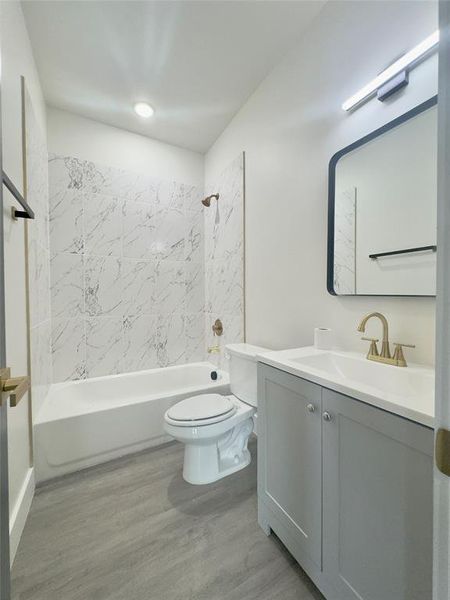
left=434, top=2, right=450, bottom=599
left=0, top=37, right=11, bottom=600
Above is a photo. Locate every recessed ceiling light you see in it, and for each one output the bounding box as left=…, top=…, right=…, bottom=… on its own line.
left=134, top=102, right=154, bottom=118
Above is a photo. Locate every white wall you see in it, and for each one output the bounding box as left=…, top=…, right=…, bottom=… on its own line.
left=47, top=107, right=204, bottom=186
left=1, top=0, right=47, bottom=559
left=205, top=0, right=438, bottom=366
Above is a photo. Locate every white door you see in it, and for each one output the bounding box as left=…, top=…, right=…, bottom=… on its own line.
left=434, top=3, right=450, bottom=599
left=0, top=39, right=35, bottom=600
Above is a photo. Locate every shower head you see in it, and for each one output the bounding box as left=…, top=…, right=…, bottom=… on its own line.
left=202, top=193, right=219, bottom=207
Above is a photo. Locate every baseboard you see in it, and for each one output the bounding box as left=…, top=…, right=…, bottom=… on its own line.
left=9, top=467, right=35, bottom=564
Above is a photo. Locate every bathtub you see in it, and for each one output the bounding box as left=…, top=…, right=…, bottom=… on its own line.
left=34, top=362, right=230, bottom=483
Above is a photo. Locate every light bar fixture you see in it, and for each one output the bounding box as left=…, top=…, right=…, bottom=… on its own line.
left=342, top=30, right=439, bottom=111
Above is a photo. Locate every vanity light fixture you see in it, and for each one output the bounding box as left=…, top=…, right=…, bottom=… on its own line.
left=133, top=102, right=154, bottom=118
left=342, top=30, right=439, bottom=111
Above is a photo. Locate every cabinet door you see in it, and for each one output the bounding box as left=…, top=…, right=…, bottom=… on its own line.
left=258, top=364, right=322, bottom=569
left=322, top=388, right=433, bottom=600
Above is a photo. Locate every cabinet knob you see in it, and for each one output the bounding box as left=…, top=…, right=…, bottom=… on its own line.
left=306, top=403, right=315, bottom=413
left=322, top=411, right=332, bottom=422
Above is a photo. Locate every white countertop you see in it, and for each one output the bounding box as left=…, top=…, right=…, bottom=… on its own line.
left=257, top=346, right=435, bottom=428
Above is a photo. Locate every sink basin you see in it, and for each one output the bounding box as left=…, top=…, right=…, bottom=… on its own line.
left=290, top=352, right=434, bottom=398
left=257, top=347, right=435, bottom=427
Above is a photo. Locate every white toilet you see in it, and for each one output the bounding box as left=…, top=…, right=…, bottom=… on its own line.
left=164, top=343, right=267, bottom=485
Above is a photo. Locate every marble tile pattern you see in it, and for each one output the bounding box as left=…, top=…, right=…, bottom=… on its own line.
left=25, top=89, right=53, bottom=415
left=49, top=154, right=204, bottom=381
left=204, top=154, right=245, bottom=368
left=334, top=187, right=357, bottom=294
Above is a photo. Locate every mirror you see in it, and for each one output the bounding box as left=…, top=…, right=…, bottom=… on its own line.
left=328, top=96, right=437, bottom=296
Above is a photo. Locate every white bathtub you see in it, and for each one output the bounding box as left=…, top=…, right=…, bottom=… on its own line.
left=34, top=362, right=230, bottom=483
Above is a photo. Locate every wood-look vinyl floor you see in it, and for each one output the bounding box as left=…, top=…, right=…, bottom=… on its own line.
left=12, top=440, right=324, bottom=600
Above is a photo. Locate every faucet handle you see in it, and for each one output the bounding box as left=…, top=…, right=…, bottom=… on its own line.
left=361, top=337, right=379, bottom=357
left=393, top=342, right=415, bottom=348
left=392, top=342, right=415, bottom=367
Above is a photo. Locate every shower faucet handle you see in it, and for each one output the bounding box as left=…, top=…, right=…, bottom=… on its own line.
left=212, top=319, right=223, bottom=336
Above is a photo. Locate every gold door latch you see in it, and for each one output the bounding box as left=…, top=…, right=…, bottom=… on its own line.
left=0, top=368, right=29, bottom=407
left=436, top=428, right=450, bottom=477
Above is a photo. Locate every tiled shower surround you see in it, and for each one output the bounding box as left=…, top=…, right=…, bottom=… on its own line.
left=204, top=154, right=245, bottom=367
left=49, top=155, right=205, bottom=380
left=48, top=153, right=244, bottom=381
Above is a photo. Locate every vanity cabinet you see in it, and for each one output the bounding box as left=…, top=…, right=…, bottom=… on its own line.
left=257, top=366, right=322, bottom=569
left=258, top=363, right=434, bottom=600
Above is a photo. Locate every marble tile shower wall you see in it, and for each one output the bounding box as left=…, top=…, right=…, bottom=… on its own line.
left=333, top=187, right=356, bottom=295
left=25, top=90, right=53, bottom=414
left=48, top=155, right=205, bottom=381
left=204, top=153, right=245, bottom=367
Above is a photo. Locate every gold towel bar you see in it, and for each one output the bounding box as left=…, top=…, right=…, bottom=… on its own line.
left=0, top=368, right=29, bottom=406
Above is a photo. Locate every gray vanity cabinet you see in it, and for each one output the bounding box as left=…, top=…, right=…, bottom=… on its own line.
left=257, top=364, right=322, bottom=571
left=322, top=388, right=433, bottom=600
left=258, top=363, right=434, bottom=600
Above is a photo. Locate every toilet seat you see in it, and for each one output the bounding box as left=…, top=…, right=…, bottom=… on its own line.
left=165, top=394, right=237, bottom=427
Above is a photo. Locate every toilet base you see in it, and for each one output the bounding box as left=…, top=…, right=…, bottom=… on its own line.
left=182, top=418, right=254, bottom=485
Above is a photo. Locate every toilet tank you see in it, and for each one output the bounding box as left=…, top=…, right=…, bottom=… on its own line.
left=225, top=343, right=269, bottom=407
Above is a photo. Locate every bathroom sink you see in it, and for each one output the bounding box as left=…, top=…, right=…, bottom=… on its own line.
left=290, top=352, right=432, bottom=396
left=257, top=347, right=435, bottom=427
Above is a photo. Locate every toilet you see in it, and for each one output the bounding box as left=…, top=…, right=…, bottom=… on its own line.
left=164, top=343, right=267, bottom=485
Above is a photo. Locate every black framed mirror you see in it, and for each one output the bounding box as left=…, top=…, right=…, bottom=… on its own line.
left=327, top=95, right=438, bottom=297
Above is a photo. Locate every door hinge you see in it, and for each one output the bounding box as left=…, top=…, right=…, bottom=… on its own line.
left=436, top=428, right=450, bottom=477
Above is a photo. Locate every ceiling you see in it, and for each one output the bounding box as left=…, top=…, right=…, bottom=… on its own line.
left=22, top=1, right=324, bottom=153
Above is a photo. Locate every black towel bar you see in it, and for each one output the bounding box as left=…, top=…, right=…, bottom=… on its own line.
left=369, top=245, right=437, bottom=259
left=2, top=171, right=35, bottom=219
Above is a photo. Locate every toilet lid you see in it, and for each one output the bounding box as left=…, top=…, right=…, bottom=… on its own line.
left=167, top=394, right=235, bottom=423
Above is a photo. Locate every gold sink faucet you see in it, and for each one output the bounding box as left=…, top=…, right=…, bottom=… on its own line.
left=357, top=312, right=391, bottom=358
left=357, top=312, right=415, bottom=367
